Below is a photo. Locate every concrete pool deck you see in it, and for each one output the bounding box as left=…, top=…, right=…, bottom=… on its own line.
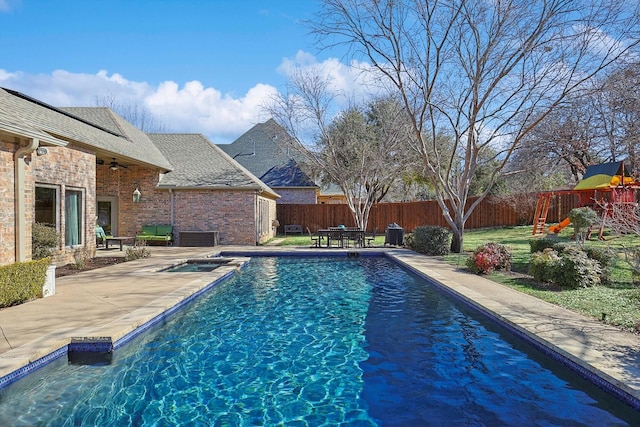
left=0, top=245, right=638, bottom=409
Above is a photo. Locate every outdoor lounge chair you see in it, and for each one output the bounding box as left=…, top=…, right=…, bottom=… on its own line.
left=95, top=225, right=111, bottom=247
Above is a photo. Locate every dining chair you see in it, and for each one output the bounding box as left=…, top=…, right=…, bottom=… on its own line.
left=307, top=227, right=322, bottom=247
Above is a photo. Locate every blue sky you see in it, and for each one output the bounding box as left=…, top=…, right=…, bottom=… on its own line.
left=0, top=0, right=368, bottom=143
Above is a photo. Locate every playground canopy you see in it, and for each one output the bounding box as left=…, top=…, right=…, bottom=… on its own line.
left=573, top=161, right=635, bottom=190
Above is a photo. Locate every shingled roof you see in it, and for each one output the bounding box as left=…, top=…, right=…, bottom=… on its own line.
left=148, top=133, right=279, bottom=198
left=60, top=106, right=172, bottom=170
left=0, top=88, right=172, bottom=171
left=218, top=119, right=317, bottom=189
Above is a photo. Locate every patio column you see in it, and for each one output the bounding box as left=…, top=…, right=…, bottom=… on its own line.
left=14, top=137, right=39, bottom=262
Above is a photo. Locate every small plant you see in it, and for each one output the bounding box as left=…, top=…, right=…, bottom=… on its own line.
left=568, top=207, right=599, bottom=244
left=72, top=248, right=92, bottom=270
left=406, top=226, right=451, bottom=255
left=466, top=242, right=512, bottom=274
left=529, top=248, right=561, bottom=283
left=32, top=223, right=59, bottom=260
left=125, top=242, right=151, bottom=261
left=626, top=247, right=640, bottom=285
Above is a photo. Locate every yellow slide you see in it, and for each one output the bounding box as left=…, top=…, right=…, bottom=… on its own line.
left=549, top=217, right=571, bottom=234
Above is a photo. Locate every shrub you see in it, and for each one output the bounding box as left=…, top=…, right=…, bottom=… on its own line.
left=0, top=258, right=50, bottom=307
left=551, top=242, right=569, bottom=253
left=406, top=226, right=451, bottom=255
left=32, top=223, right=59, bottom=260
left=529, top=248, right=561, bottom=283
left=583, top=246, right=617, bottom=283
left=73, top=248, right=92, bottom=270
left=466, top=242, right=512, bottom=274
left=125, top=244, right=151, bottom=261
left=554, top=247, right=601, bottom=288
left=529, top=238, right=558, bottom=254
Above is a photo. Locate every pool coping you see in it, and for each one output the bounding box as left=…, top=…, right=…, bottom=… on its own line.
left=0, top=246, right=638, bottom=412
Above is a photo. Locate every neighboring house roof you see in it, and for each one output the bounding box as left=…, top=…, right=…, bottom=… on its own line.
left=218, top=118, right=318, bottom=189
left=0, top=88, right=172, bottom=171
left=148, top=133, right=279, bottom=198
left=260, top=159, right=317, bottom=188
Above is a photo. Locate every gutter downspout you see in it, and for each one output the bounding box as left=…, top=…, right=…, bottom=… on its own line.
left=169, top=188, right=175, bottom=226
left=14, top=138, right=40, bottom=262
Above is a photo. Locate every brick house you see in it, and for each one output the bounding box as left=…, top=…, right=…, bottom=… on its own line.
left=148, top=133, right=278, bottom=245
left=0, top=88, right=279, bottom=267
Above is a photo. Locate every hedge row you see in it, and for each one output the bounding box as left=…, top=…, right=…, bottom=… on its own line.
left=0, top=258, right=50, bottom=308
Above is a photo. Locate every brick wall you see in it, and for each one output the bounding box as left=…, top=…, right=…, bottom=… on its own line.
left=96, top=165, right=277, bottom=246
left=33, top=145, right=96, bottom=265
left=172, top=190, right=259, bottom=245
left=96, top=164, right=171, bottom=237
left=0, top=138, right=16, bottom=265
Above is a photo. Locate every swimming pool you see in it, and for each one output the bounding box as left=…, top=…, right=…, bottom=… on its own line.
left=0, top=256, right=636, bottom=425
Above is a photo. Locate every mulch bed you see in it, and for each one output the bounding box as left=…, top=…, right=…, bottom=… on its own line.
left=55, top=257, right=126, bottom=278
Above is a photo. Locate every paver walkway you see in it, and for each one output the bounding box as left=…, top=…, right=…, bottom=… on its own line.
left=0, top=245, right=638, bottom=410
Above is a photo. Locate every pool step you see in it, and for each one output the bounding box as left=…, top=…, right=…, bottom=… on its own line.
left=68, top=337, right=113, bottom=366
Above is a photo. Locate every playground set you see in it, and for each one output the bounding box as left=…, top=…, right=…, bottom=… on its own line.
left=532, top=161, right=640, bottom=239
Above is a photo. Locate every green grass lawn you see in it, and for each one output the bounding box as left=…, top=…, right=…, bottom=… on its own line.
left=270, top=226, right=640, bottom=333
left=445, top=225, right=640, bottom=333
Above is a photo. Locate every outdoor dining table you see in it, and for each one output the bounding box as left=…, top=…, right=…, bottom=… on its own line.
left=317, top=228, right=365, bottom=248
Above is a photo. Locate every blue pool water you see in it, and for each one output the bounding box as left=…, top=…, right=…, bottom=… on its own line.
left=0, top=256, right=636, bottom=426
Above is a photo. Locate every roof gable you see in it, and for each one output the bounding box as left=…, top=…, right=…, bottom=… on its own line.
left=218, top=119, right=315, bottom=188
left=0, top=89, right=172, bottom=171
left=148, top=133, right=278, bottom=197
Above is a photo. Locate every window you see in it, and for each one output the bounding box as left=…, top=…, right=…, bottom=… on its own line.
left=35, top=185, right=58, bottom=227
left=65, top=189, right=84, bottom=246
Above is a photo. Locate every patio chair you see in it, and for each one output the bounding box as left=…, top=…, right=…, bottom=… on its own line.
left=365, top=228, right=378, bottom=247
left=344, top=227, right=364, bottom=248
left=328, top=229, right=344, bottom=248
left=95, top=225, right=110, bottom=247
left=307, top=227, right=322, bottom=247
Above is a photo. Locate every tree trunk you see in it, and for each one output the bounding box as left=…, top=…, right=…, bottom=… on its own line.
left=450, top=219, right=464, bottom=254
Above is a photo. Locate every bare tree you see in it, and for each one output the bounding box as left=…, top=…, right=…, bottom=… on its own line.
left=597, top=197, right=640, bottom=283
left=592, top=63, right=640, bottom=176
left=515, top=98, right=601, bottom=183
left=310, top=0, right=640, bottom=252
left=95, top=93, right=167, bottom=133
left=267, top=70, right=415, bottom=230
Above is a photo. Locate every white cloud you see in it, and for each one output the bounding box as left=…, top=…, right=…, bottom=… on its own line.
left=277, top=50, right=385, bottom=105
left=0, top=68, right=276, bottom=144
left=0, top=51, right=376, bottom=143
left=146, top=80, right=276, bottom=142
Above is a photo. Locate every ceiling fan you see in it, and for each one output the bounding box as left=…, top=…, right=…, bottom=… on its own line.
left=109, top=158, right=128, bottom=170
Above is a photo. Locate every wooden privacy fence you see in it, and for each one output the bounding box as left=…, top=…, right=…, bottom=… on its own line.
left=276, top=193, right=582, bottom=233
